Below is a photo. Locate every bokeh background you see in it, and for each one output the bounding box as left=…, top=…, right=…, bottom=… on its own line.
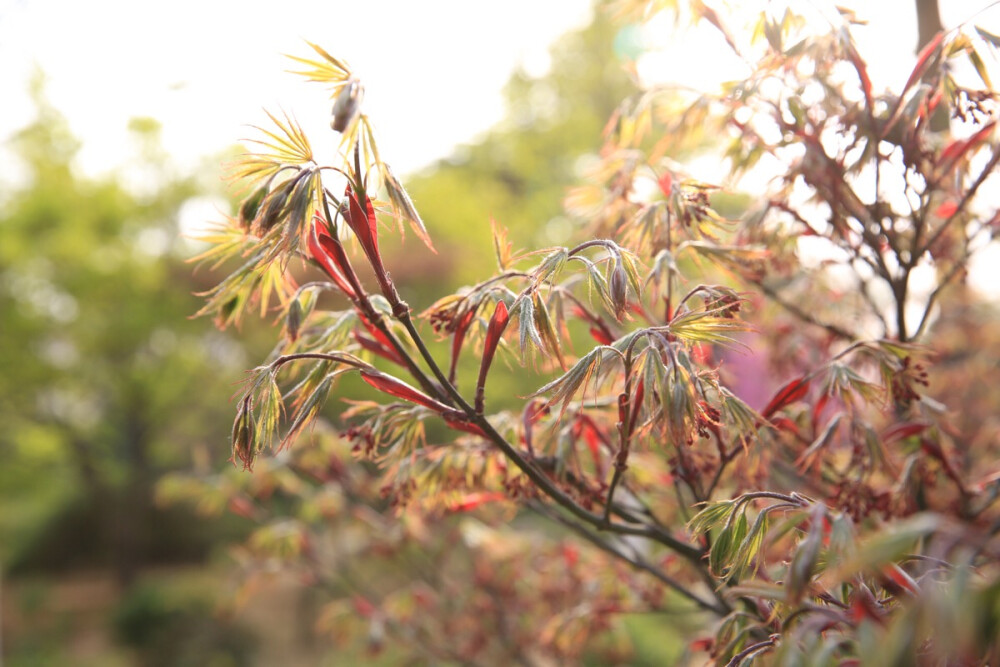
left=2, top=0, right=998, bottom=664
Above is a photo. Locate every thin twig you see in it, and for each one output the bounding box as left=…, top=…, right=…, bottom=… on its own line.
left=528, top=501, right=730, bottom=616
left=753, top=279, right=856, bottom=341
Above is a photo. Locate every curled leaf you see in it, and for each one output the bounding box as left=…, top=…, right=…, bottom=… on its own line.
left=449, top=307, right=478, bottom=384
left=308, top=217, right=357, bottom=298
left=762, top=376, right=810, bottom=419
left=343, top=185, right=390, bottom=294
left=382, top=163, right=435, bottom=252
left=442, top=414, right=488, bottom=438
left=360, top=370, right=451, bottom=413
left=354, top=332, right=406, bottom=367
left=475, top=300, right=510, bottom=413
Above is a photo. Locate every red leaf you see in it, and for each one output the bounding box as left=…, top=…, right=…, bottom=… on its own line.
left=346, top=186, right=380, bottom=256
left=847, top=45, right=873, bottom=110
left=880, top=563, right=919, bottom=595
left=227, top=496, right=257, bottom=520
left=812, top=392, right=831, bottom=426
left=352, top=596, right=376, bottom=618
left=475, top=301, right=510, bottom=412
left=449, top=307, right=478, bottom=383
left=562, top=544, right=579, bottom=568
left=572, top=305, right=614, bottom=344
left=447, top=491, right=505, bottom=513
left=934, top=200, right=958, bottom=218
left=360, top=370, right=451, bottom=413
left=629, top=379, right=645, bottom=433
left=691, top=343, right=713, bottom=365
left=580, top=422, right=601, bottom=458
left=689, top=637, right=714, bottom=653
left=521, top=400, right=549, bottom=455
left=657, top=171, right=673, bottom=196
left=762, top=377, right=810, bottom=419
left=881, top=421, right=929, bottom=444
left=770, top=416, right=801, bottom=436
left=849, top=588, right=884, bottom=625
left=354, top=332, right=406, bottom=367
left=588, top=326, right=613, bottom=345
left=904, top=31, right=945, bottom=94
left=572, top=414, right=607, bottom=476
left=443, top=416, right=487, bottom=437
left=358, top=313, right=397, bottom=352
left=308, top=218, right=356, bottom=298
left=343, top=186, right=390, bottom=292
left=937, top=120, right=996, bottom=174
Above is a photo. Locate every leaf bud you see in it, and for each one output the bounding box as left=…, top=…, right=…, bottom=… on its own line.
left=331, top=78, right=364, bottom=133
left=231, top=398, right=256, bottom=471
left=254, top=184, right=290, bottom=235
left=286, top=297, right=303, bottom=342
left=609, top=259, right=628, bottom=321
left=238, top=184, right=268, bottom=231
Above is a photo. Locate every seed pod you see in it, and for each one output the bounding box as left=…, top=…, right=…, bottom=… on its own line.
left=331, top=78, right=364, bottom=133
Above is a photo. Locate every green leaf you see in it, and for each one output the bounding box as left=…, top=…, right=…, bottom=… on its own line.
left=688, top=499, right=737, bottom=535
left=531, top=347, right=604, bottom=415
left=533, top=292, right=566, bottom=370
left=533, top=248, right=567, bottom=284
left=834, top=513, right=940, bottom=578
left=282, top=375, right=333, bottom=449
left=668, top=311, right=752, bottom=348
left=795, top=414, right=843, bottom=472
left=514, top=295, right=542, bottom=361
left=786, top=504, right=826, bottom=604
left=969, top=46, right=993, bottom=89
left=711, top=510, right=748, bottom=577
left=725, top=581, right=787, bottom=602
left=284, top=168, right=318, bottom=252
left=286, top=42, right=352, bottom=86
left=976, top=26, right=1000, bottom=49
left=731, top=510, right=770, bottom=581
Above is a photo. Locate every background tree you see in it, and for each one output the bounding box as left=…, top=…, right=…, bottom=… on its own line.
left=0, top=78, right=256, bottom=588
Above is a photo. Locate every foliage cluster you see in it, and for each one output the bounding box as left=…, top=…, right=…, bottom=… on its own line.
left=176, top=2, right=1000, bottom=663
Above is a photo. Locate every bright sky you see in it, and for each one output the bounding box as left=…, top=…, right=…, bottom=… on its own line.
left=2, top=0, right=998, bottom=297
left=0, top=0, right=591, bottom=179
left=3, top=0, right=997, bottom=176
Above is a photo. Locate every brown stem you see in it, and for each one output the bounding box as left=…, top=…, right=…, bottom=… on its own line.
left=603, top=338, right=642, bottom=522
left=392, top=316, right=706, bottom=560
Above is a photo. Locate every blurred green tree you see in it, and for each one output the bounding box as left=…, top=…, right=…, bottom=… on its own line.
left=0, top=76, right=252, bottom=585
left=399, top=12, right=634, bottom=289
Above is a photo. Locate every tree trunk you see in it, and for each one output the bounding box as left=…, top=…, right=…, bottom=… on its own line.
left=915, top=0, right=944, bottom=51
left=915, top=0, right=948, bottom=132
